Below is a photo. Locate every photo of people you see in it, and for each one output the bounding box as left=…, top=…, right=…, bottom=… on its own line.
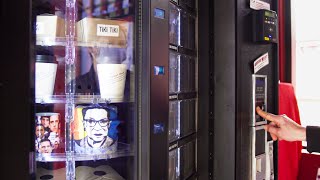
left=35, top=112, right=62, bottom=153
left=74, top=105, right=120, bottom=154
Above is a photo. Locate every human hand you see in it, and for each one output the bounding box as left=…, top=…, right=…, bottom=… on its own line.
left=256, top=106, right=306, bottom=142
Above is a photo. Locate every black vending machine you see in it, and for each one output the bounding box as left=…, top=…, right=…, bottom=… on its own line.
left=1, top=0, right=204, bottom=179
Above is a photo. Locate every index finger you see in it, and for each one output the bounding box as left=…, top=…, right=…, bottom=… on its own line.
left=256, top=106, right=279, bottom=124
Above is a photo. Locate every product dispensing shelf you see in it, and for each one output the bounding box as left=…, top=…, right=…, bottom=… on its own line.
left=36, top=40, right=128, bottom=48
left=35, top=95, right=134, bottom=104
left=36, top=38, right=67, bottom=47
left=36, top=17, right=131, bottom=48
left=36, top=142, right=133, bottom=162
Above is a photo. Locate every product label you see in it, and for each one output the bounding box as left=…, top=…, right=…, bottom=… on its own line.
left=253, top=53, right=269, bottom=73
left=97, top=24, right=120, bottom=37
left=250, top=0, right=270, bottom=10
left=36, top=22, right=45, bottom=34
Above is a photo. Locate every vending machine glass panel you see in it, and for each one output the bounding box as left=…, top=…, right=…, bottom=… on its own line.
left=33, top=0, right=137, bottom=179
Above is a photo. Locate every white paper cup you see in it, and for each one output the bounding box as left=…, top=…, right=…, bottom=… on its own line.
left=97, top=64, right=127, bottom=101
left=35, top=55, right=57, bottom=98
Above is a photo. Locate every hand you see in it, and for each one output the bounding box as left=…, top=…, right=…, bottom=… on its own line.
left=256, top=106, right=306, bottom=142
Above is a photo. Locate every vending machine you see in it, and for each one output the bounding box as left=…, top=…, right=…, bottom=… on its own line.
left=3, top=0, right=280, bottom=179
left=1, top=0, right=201, bottom=179
left=33, top=0, right=138, bottom=179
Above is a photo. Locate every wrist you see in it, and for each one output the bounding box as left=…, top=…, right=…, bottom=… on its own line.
left=298, top=126, right=306, bottom=141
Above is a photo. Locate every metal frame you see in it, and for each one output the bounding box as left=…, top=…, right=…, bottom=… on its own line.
left=141, top=0, right=170, bottom=179
left=250, top=126, right=267, bottom=180
left=251, top=74, right=268, bottom=126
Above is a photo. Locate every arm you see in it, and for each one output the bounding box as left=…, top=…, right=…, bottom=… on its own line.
left=256, top=107, right=320, bottom=153
left=306, top=126, right=320, bottom=153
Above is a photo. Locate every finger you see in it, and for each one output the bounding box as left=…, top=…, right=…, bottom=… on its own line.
left=264, top=124, right=279, bottom=137
left=270, top=132, right=278, bottom=141
left=269, top=121, right=278, bottom=128
left=256, top=106, right=280, bottom=124
left=266, top=124, right=278, bottom=141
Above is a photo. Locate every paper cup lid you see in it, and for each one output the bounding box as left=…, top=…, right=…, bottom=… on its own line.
left=36, top=55, right=57, bottom=63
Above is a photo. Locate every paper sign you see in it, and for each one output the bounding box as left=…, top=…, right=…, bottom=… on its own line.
left=97, top=24, right=120, bottom=37
left=254, top=53, right=269, bottom=73
left=250, top=0, right=270, bottom=10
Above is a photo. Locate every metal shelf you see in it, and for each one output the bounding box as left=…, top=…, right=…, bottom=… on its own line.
left=36, top=142, right=133, bottom=162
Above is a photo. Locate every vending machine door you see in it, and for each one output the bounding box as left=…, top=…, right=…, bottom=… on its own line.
left=32, top=0, right=138, bottom=179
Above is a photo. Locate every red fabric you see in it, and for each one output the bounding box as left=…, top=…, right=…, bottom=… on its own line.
left=278, top=82, right=302, bottom=180
left=298, top=153, right=320, bottom=180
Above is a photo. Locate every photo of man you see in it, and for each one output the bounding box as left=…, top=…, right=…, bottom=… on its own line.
left=75, top=106, right=120, bottom=154
left=36, top=124, right=46, bottom=139
left=47, top=114, right=61, bottom=150
left=35, top=124, right=47, bottom=152
left=40, top=116, right=50, bottom=134
left=38, top=139, right=53, bottom=154
left=49, top=114, right=60, bottom=133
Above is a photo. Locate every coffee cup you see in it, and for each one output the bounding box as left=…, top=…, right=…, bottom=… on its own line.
left=35, top=55, right=57, bottom=98
left=97, top=63, right=127, bottom=101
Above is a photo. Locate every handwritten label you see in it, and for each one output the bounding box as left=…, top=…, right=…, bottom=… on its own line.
left=254, top=53, right=269, bottom=73
left=97, top=24, right=120, bottom=37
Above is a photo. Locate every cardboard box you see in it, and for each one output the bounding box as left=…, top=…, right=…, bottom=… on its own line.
left=36, top=15, right=65, bottom=42
left=77, top=17, right=128, bottom=47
